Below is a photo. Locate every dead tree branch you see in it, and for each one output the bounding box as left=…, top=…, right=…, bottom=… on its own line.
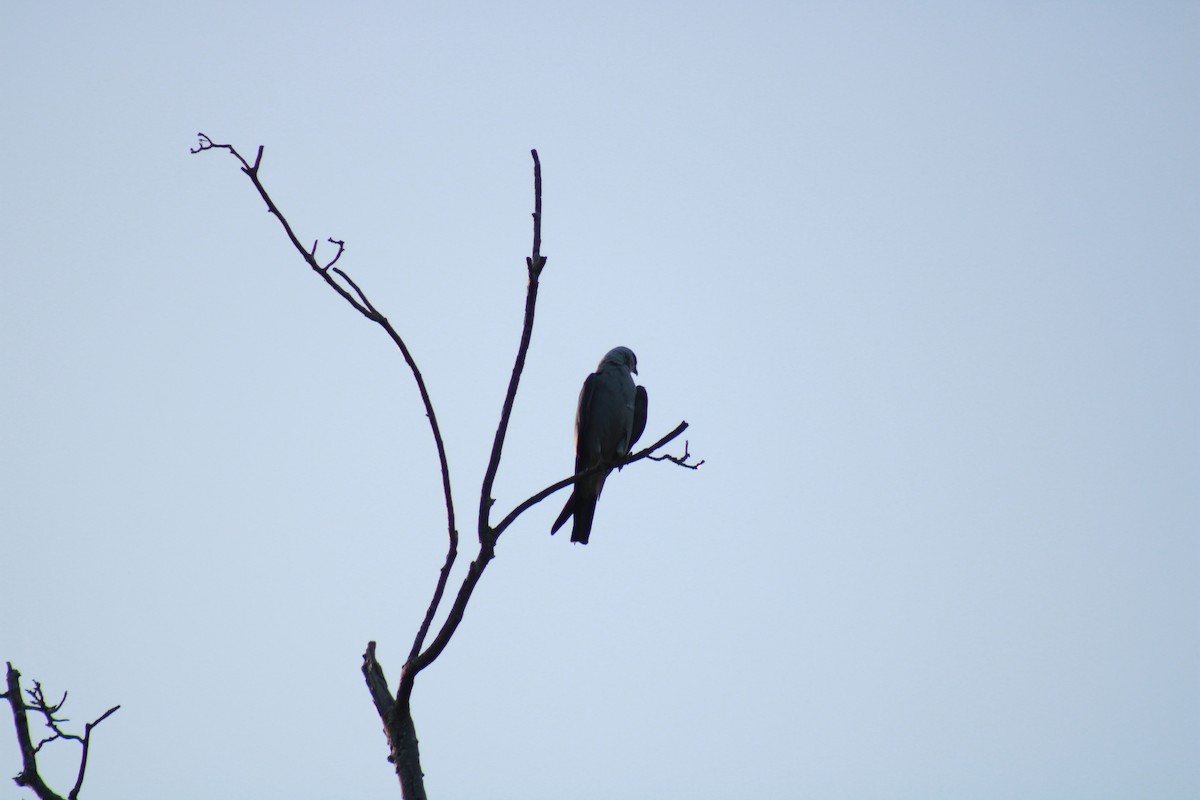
left=3, top=663, right=119, bottom=800
left=194, top=136, right=699, bottom=799
left=192, top=132, right=461, bottom=675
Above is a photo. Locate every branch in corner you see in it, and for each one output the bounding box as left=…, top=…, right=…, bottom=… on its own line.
left=3, top=662, right=119, bottom=800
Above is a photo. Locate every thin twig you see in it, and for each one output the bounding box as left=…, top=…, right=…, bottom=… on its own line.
left=190, top=133, right=251, bottom=171
left=192, top=133, right=372, bottom=318
left=332, top=265, right=376, bottom=315
left=648, top=439, right=704, bottom=469
left=68, top=705, right=119, bottom=800
left=324, top=238, right=347, bottom=271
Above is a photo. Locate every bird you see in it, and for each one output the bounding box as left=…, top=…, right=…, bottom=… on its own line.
left=551, top=346, right=648, bottom=544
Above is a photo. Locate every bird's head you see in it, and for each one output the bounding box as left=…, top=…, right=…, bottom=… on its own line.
left=600, top=346, right=638, bottom=375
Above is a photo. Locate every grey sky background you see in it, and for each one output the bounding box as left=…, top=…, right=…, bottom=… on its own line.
left=2, top=2, right=1197, bottom=798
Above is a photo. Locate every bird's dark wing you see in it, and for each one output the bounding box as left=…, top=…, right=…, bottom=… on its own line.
left=551, top=374, right=601, bottom=536
left=573, top=373, right=601, bottom=474
left=551, top=363, right=637, bottom=544
left=629, top=385, right=648, bottom=452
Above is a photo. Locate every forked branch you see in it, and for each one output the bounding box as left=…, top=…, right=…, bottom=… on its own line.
left=195, top=137, right=700, bottom=799
left=3, top=662, right=119, bottom=800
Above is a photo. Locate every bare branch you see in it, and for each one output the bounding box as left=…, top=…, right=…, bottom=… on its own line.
left=477, top=148, right=547, bottom=550
left=404, top=550, right=490, bottom=686
left=197, top=139, right=700, bottom=799
left=649, top=439, right=705, bottom=469
left=192, top=133, right=461, bottom=673
left=68, top=706, right=119, bottom=800
left=401, top=425, right=694, bottom=688
left=191, top=133, right=372, bottom=319
left=361, top=642, right=395, bottom=720
left=402, top=150, right=548, bottom=700
left=4, top=662, right=118, bottom=800
left=411, top=424, right=695, bottom=685
left=190, top=133, right=251, bottom=171
left=28, top=684, right=73, bottom=726
left=331, top=264, right=377, bottom=316
left=492, top=421, right=692, bottom=541
left=28, top=682, right=81, bottom=754
left=527, top=148, right=545, bottom=277
left=324, top=238, right=347, bottom=271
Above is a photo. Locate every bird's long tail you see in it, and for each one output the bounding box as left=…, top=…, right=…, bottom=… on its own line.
left=570, top=495, right=598, bottom=545
left=550, top=491, right=575, bottom=535
left=551, top=472, right=608, bottom=545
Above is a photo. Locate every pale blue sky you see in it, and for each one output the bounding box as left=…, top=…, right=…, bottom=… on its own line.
left=2, top=2, right=1197, bottom=798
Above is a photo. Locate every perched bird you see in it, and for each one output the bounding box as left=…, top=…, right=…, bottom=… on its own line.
left=551, top=346, right=648, bottom=544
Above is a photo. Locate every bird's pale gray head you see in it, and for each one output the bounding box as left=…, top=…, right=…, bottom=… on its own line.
left=599, top=346, right=638, bottom=374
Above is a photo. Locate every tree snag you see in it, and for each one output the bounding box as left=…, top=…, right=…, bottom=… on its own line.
left=3, top=662, right=119, bottom=800
left=191, top=136, right=700, bottom=797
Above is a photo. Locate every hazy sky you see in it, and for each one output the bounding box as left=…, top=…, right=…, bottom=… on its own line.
left=2, top=2, right=1197, bottom=798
